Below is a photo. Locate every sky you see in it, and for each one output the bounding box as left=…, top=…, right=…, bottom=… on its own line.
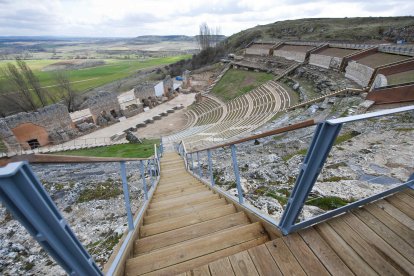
left=0, top=0, right=413, bottom=37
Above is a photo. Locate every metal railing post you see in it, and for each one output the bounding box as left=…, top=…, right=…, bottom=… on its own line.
left=139, top=160, right=148, bottom=200
left=119, top=161, right=134, bottom=232
left=278, top=122, right=342, bottom=234
left=197, top=151, right=202, bottom=177
left=148, top=159, right=154, bottom=188
left=0, top=162, right=102, bottom=275
left=231, top=145, right=243, bottom=204
left=207, top=149, right=215, bottom=186
left=189, top=153, right=194, bottom=172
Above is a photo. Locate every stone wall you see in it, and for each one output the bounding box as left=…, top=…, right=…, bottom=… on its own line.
left=309, top=54, right=343, bottom=70
left=163, top=75, right=174, bottom=97
left=273, top=50, right=306, bottom=62
left=245, top=48, right=270, bottom=56
left=309, top=54, right=332, bottom=69
left=345, top=61, right=375, bottom=87
left=0, top=104, right=77, bottom=150
left=122, top=103, right=144, bottom=118
left=134, top=83, right=156, bottom=99
left=87, top=91, right=121, bottom=123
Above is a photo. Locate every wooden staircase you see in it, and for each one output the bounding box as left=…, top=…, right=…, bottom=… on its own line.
left=125, top=152, right=270, bottom=275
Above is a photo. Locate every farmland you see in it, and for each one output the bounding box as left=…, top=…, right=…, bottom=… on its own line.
left=0, top=55, right=190, bottom=94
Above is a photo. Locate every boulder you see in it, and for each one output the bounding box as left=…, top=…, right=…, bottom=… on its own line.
left=125, top=131, right=142, bottom=144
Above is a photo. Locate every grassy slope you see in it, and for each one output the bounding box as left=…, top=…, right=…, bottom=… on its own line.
left=226, top=17, right=414, bottom=51
left=0, top=55, right=190, bottom=95
left=212, top=69, right=273, bottom=101
left=52, top=140, right=159, bottom=158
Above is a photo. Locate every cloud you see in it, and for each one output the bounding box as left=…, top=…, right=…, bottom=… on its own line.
left=0, top=0, right=412, bottom=37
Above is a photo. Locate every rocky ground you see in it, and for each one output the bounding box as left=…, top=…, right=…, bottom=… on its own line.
left=285, top=64, right=361, bottom=101
left=0, top=161, right=152, bottom=275
left=202, top=94, right=413, bottom=222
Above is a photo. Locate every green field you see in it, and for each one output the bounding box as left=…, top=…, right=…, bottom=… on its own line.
left=0, top=55, right=190, bottom=95
left=212, top=69, right=273, bottom=101
left=52, top=140, right=159, bottom=158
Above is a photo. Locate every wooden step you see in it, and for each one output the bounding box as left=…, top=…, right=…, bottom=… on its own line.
left=144, top=198, right=228, bottom=224
left=148, top=194, right=219, bottom=213
left=150, top=190, right=215, bottom=208
left=126, top=222, right=267, bottom=275
left=155, top=179, right=200, bottom=188
left=140, top=204, right=236, bottom=237
left=146, top=197, right=224, bottom=217
left=136, top=212, right=250, bottom=255
left=154, top=183, right=202, bottom=194
left=151, top=186, right=208, bottom=201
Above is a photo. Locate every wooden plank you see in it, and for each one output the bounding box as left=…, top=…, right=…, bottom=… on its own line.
left=149, top=191, right=215, bottom=208
left=315, top=223, right=377, bottom=276
left=155, top=183, right=202, bottom=193
left=403, top=189, right=414, bottom=198
left=208, top=257, right=235, bottom=276
left=140, top=204, right=236, bottom=237
left=127, top=223, right=265, bottom=275
left=148, top=194, right=220, bottom=213
left=375, top=200, right=414, bottom=230
left=353, top=207, right=414, bottom=263
left=146, top=198, right=223, bottom=217
left=328, top=217, right=403, bottom=275
left=248, top=244, right=282, bottom=276
left=152, top=185, right=206, bottom=197
left=142, top=236, right=268, bottom=276
left=265, top=239, right=306, bottom=276
left=342, top=212, right=414, bottom=273
left=135, top=212, right=249, bottom=255
left=394, top=192, right=414, bottom=208
left=144, top=199, right=227, bottom=224
left=365, top=203, right=414, bottom=245
left=299, top=227, right=354, bottom=275
left=282, top=232, right=330, bottom=276
left=228, top=251, right=259, bottom=276
left=386, top=195, right=414, bottom=219
left=152, top=187, right=208, bottom=201
left=186, top=265, right=211, bottom=276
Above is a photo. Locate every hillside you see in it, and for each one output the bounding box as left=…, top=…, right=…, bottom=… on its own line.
left=226, top=16, right=414, bottom=51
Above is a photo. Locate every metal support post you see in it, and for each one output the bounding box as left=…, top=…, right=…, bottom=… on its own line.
left=189, top=153, right=194, bottom=172
left=0, top=162, right=102, bottom=275
left=231, top=145, right=243, bottom=204
left=139, top=160, right=148, bottom=200
left=120, top=162, right=134, bottom=232
left=148, top=159, right=154, bottom=188
left=279, top=122, right=342, bottom=234
left=207, top=149, right=215, bottom=186
left=197, top=151, right=202, bottom=177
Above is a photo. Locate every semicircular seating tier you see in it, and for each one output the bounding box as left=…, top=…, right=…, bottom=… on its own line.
left=164, top=80, right=291, bottom=150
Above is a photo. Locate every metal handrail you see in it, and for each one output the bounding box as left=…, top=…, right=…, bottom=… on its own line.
left=0, top=147, right=162, bottom=275
left=186, top=119, right=317, bottom=153
left=178, top=105, right=414, bottom=235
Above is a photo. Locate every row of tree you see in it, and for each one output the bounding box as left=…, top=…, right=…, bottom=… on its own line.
left=0, top=59, right=78, bottom=116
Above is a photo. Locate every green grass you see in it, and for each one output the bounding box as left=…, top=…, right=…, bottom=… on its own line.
left=282, top=148, right=308, bottom=162
left=52, top=140, right=158, bottom=158
left=306, top=196, right=353, bottom=211
left=0, top=139, right=6, bottom=153
left=265, top=191, right=288, bottom=205
left=77, top=179, right=122, bottom=203
left=212, top=69, right=273, bottom=101
left=0, top=55, right=190, bottom=97
left=334, top=131, right=361, bottom=145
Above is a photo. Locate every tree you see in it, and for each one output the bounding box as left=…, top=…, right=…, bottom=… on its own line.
left=53, top=71, right=78, bottom=112
left=0, top=59, right=54, bottom=113
left=2, top=62, right=37, bottom=111
left=196, top=23, right=222, bottom=50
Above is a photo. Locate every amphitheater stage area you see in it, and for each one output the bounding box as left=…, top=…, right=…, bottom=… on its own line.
left=52, top=93, right=195, bottom=148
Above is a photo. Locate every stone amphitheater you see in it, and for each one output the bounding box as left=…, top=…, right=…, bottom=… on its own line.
left=162, top=40, right=414, bottom=152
